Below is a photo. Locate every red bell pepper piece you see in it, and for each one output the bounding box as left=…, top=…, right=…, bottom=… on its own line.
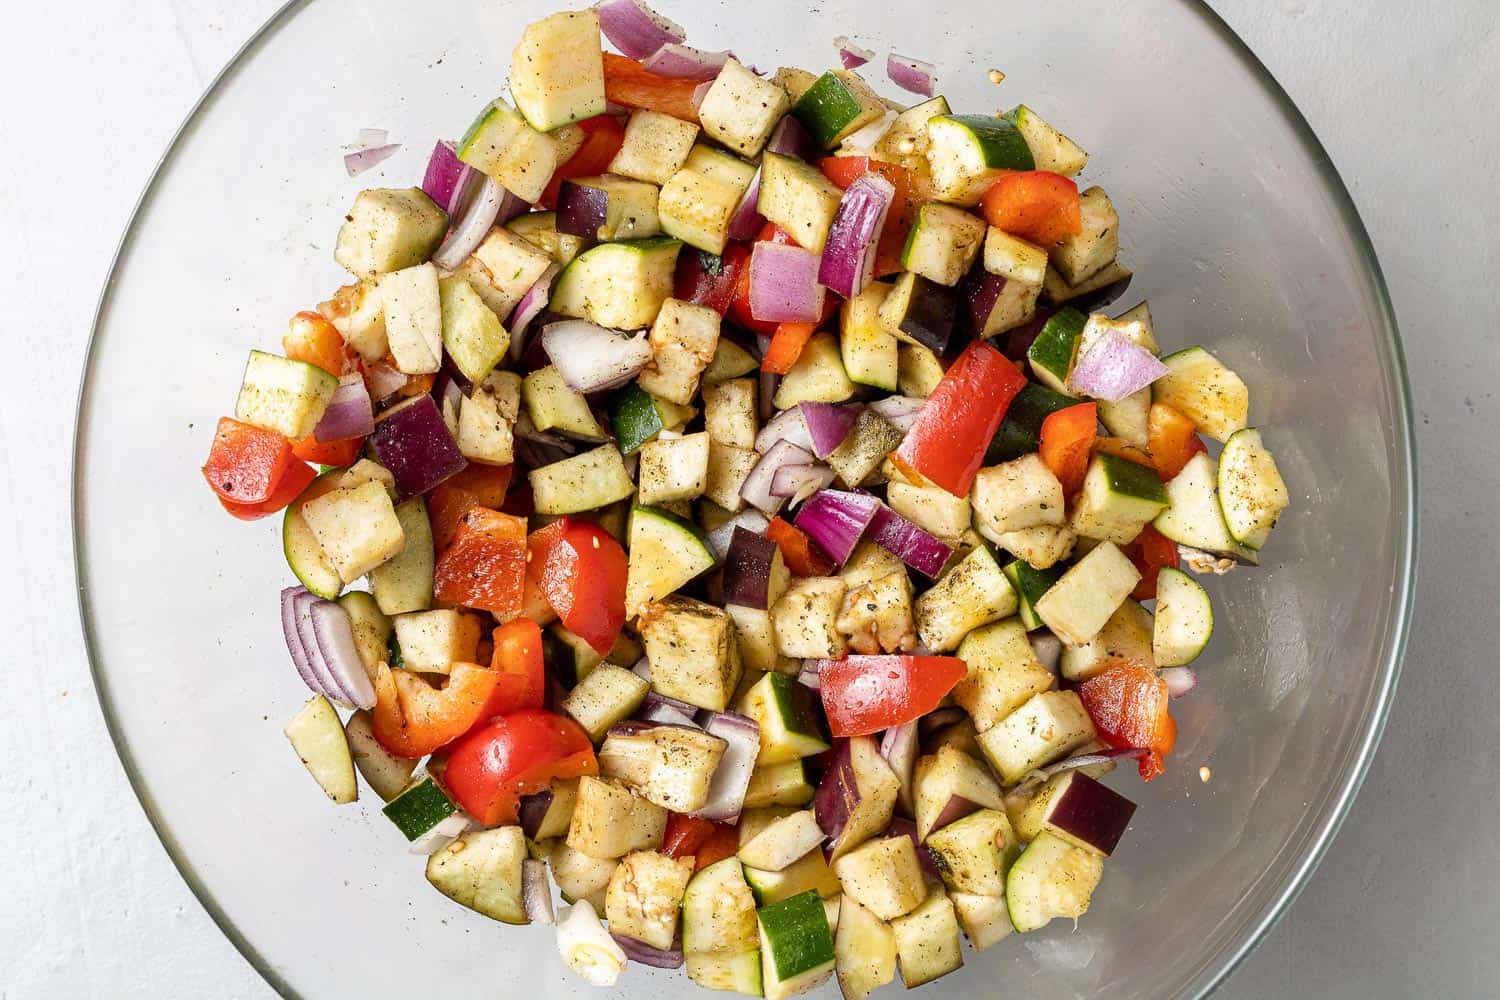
left=1079, top=664, right=1177, bottom=781
left=1039, top=402, right=1098, bottom=497
left=539, top=114, right=627, bottom=210
left=892, top=341, right=1028, bottom=497
left=674, top=243, right=749, bottom=315
left=433, top=507, right=528, bottom=614
left=692, top=822, right=741, bottom=871
left=283, top=311, right=349, bottom=376
left=1147, top=402, right=1208, bottom=481
left=1124, top=524, right=1180, bottom=601
left=428, top=464, right=515, bottom=549
left=816, top=655, right=968, bottom=737
left=765, top=517, right=835, bottom=577
left=817, top=156, right=916, bottom=277
left=980, top=170, right=1083, bottom=247
left=531, top=517, right=628, bottom=655
left=439, top=708, right=598, bottom=825
left=1092, top=436, right=1155, bottom=469
left=202, top=417, right=316, bottom=520
left=761, top=296, right=838, bottom=374
left=370, top=661, right=508, bottom=759
left=491, top=619, right=546, bottom=710
left=290, top=435, right=363, bottom=468
left=662, top=813, right=720, bottom=860
left=603, top=53, right=701, bottom=123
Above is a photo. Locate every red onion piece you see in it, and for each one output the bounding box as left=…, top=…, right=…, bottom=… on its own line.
left=838, top=110, right=898, bottom=154
left=793, top=489, right=880, bottom=565
left=290, top=589, right=343, bottom=704
left=363, top=360, right=409, bottom=403
left=368, top=395, right=467, bottom=499
left=741, top=439, right=814, bottom=516
left=754, top=405, right=815, bottom=455
left=726, top=165, right=766, bottom=242
left=880, top=722, right=919, bottom=814
left=769, top=463, right=836, bottom=502
left=1161, top=666, right=1199, bottom=698
left=887, top=53, right=937, bottom=97
left=522, top=859, right=555, bottom=924
left=1022, top=749, right=1150, bottom=790
left=421, top=140, right=466, bottom=208
left=281, top=588, right=328, bottom=698
left=307, top=599, right=377, bottom=709
left=1068, top=329, right=1170, bottom=402
left=343, top=142, right=402, bottom=177
left=819, top=173, right=894, bottom=299
left=597, top=0, right=686, bottom=59
left=507, top=263, right=559, bottom=361
left=691, top=79, right=715, bottom=109
left=446, top=164, right=480, bottom=218
left=642, top=43, right=730, bottom=80
left=749, top=242, right=826, bottom=323
left=798, top=402, right=860, bottom=458
left=835, top=36, right=874, bottom=70
left=796, top=660, right=822, bottom=690
left=1029, top=631, right=1063, bottom=672
left=432, top=176, right=506, bottom=271
left=866, top=395, right=923, bottom=433
left=312, top=373, right=374, bottom=443
left=866, top=503, right=953, bottom=579
left=693, top=711, right=760, bottom=822
left=766, top=116, right=818, bottom=161
left=541, top=321, right=653, bottom=394
left=612, top=934, right=684, bottom=969
left=705, top=509, right=770, bottom=561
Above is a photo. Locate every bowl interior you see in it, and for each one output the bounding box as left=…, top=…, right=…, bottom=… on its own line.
left=75, top=0, right=1413, bottom=996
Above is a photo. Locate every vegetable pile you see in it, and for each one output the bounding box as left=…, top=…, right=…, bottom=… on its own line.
left=205, top=4, right=1293, bottom=996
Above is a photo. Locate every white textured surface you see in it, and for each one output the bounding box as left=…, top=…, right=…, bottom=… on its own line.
left=1, top=2, right=1494, bottom=996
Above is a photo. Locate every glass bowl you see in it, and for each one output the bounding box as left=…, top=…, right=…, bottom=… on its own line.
left=74, top=0, right=1415, bottom=996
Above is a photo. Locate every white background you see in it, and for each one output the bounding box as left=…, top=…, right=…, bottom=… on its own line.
left=2, top=2, right=1496, bottom=996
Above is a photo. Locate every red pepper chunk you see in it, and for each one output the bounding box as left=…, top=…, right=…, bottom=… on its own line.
left=765, top=517, right=835, bottom=577
left=662, top=813, right=720, bottom=860
left=1125, top=524, right=1180, bottom=601
left=202, top=417, right=316, bottom=519
left=1079, top=664, right=1177, bottom=781
left=692, top=822, right=741, bottom=871
left=1039, top=402, right=1098, bottom=498
left=980, top=171, right=1083, bottom=247
left=675, top=243, right=749, bottom=315
left=539, top=115, right=626, bottom=210
left=892, top=341, right=1028, bottom=497
left=433, top=507, right=528, bottom=614
left=816, top=655, right=968, bottom=737
left=532, top=518, right=628, bottom=655
left=491, top=619, right=546, bottom=710
left=440, top=709, right=598, bottom=826
left=603, top=53, right=702, bottom=123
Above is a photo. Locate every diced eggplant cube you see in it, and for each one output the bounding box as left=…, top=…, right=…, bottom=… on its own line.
left=300, top=479, right=406, bottom=582
left=890, top=891, right=963, bottom=988
left=832, top=836, right=927, bottom=920
left=1029, top=770, right=1136, bottom=857
left=912, top=745, right=1004, bottom=842
left=599, top=724, right=728, bottom=813
left=566, top=776, right=667, bottom=860
left=705, top=442, right=759, bottom=513
left=368, top=394, right=467, bottom=499
left=913, top=545, right=1017, bottom=653
left=334, top=187, right=448, bottom=278
left=971, top=453, right=1067, bottom=536
left=954, top=618, right=1054, bottom=731
left=698, top=58, right=791, bottom=157
left=724, top=527, right=790, bottom=611
left=1050, top=186, right=1119, bottom=286
left=378, top=262, right=444, bottom=375
left=702, top=377, right=759, bottom=449
left=610, top=110, right=701, bottom=185
left=887, top=480, right=972, bottom=543
left=637, top=431, right=712, bottom=506
left=639, top=596, right=741, bottom=712
left=390, top=609, right=482, bottom=674
left=924, top=808, right=1017, bottom=896
left=605, top=850, right=695, bottom=950
left=814, top=735, right=899, bottom=862
left=772, top=576, right=848, bottom=659
left=977, top=690, right=1097, bottom=785
left=985, top=523, right=1077, bottom=570
left=638, top=298, right=721, bottom=405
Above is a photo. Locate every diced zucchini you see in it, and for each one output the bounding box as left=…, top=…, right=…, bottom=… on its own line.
left=562, top=664, right=650, bottom=743
left=383, top=776, right=459, bottom=842
left=639, top=595, right=742, bottom=712
left=659, top=145, right=758, bottom=255
left=508, top=10, right=606, bottom=130
left=877, top=271, right=959, bottom=355
left=1153, top=567, right=1214, bottom=667
left=901, top=202, right=987, bottom=287
left=740, top=673, right=830, bottom=765
left=1217, top=427, right=1289, bottom=547
left=1068, top=452, right=1170, bottom=544
left=683, top=858, right=763, bottom=994
left=426, top=825, right=528, bottom=924
left=391, top=609, right=480, bottom=674
left=1059, top=599, right=1155, bottom=682
left=758, top=891, right=837, bottom=1000
left=983, top=226, right=1049, bottom=285
left=773, top=331, right=855, bottom=408
left=950, top=892, right=1014, bottom=952
left=772, top=576, right=847, bottom=659
left=897, top=343, right=946, bottom=398
left=953, top=618, right=1054, bottom=731
left=506, top=211, right=587, bottom=266
left=743, top=759, right=816, bottom=810
left=284, top=695, right=356, bottom=804
left=1027, top=306, right=1086, bottom=395
left=987, top=382, right=1076, bottom=464
left=551, top=237, right=682, bottom=330
left=638, top=431, right=712, bottom=506
left=561, top=174, right=662, bottom=240
left=699, top=58, right=792, bottom=157
left=977, top=690, right=1097, bottom=785
left=549, top=622, right=605, bottom=686
left=1051, top=186, right=1119, bottom=286
left=567, top=776, right=667, bottom=859
left=1041, top=258, right=1133, bottom=305
left=437, top=273, right=508, bottom=384
left=872, top=94, right=951, bottom=174
left=738, top=809, right=827, bottom=872
left=338, top=587, right=392, bottom=673
left=890, top=891, right=963, bottom=988
left=604, top=850, right=695, bottom=949
left=925, top=808, right=1017, bottom=896
left=1003, top=105, right=1088, bottom=177
left=625, top=505, right=717, bottom=617
left=548, top=840, right=620, bottom=910
left=529, top=444, right=636, bottom=516
left=458, top=98, right=559, bottom=203
left=1005, top=830, right=1103, bottom=933
left=600, top=725, right=728, bottom=813
left=970, top=453, right=1067, bottom=536
left=912, top=745, right=1005, bottom=842
left=826, top=410, right=903, bottom=490
left=1001, top=559, right=1062, bottom=631
left=925, top=114, right=1034, bottom=206
left=367, top=498, right=434, bottom=615
left=234, top=349, right=338, bottom=440
left=703, top=377, right=759, bottom=449
left=793, top=70, right=885, bottom=149
left=834, top=894, right=897, bottom=1000
left=832, top=836, right=927, bottom=921
left=914, top=544, right=1017, bottom=653
left=344, top=708, right=416, bottom=802
left=300, top=479, right=406, bottom=582
left=1099, top=388, right=1151, bottom=449
left=744, top=848, right=841, bottom=905
left=333, top=187, right=447, bottom=278
left=608, top=383, right=667, bottom=456
left=611, top=109, right=701, bottom=185
left=839, top=282, right=900, bottom=391
left=1033, top=541, right=1140, bottom=646
left=756, top=153, right=845, bottom=254
left=1153, top=452, right=1258, bottom=563
left=1152, top=346, right=1251, bottom=444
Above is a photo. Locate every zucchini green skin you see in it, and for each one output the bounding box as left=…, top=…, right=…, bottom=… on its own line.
left=758, top=890, right=836, bottom=978
left=382, top=778, right=457, bottom=840
left=934, top=114, right=1036, bottom=170
left=609, top=383, right=666, bottom=455
left=1027, top=307, right=1087, bottom=391
left=987, top=382, right=1078, bottom=463
left=793, top=72, right=865, bottom=148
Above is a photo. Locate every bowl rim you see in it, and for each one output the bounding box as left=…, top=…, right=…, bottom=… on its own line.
left=70, top=1, right=1417, bottom=997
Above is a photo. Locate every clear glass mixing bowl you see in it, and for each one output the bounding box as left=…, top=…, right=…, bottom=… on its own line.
left=73, top=1, right=1415, bottom=996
